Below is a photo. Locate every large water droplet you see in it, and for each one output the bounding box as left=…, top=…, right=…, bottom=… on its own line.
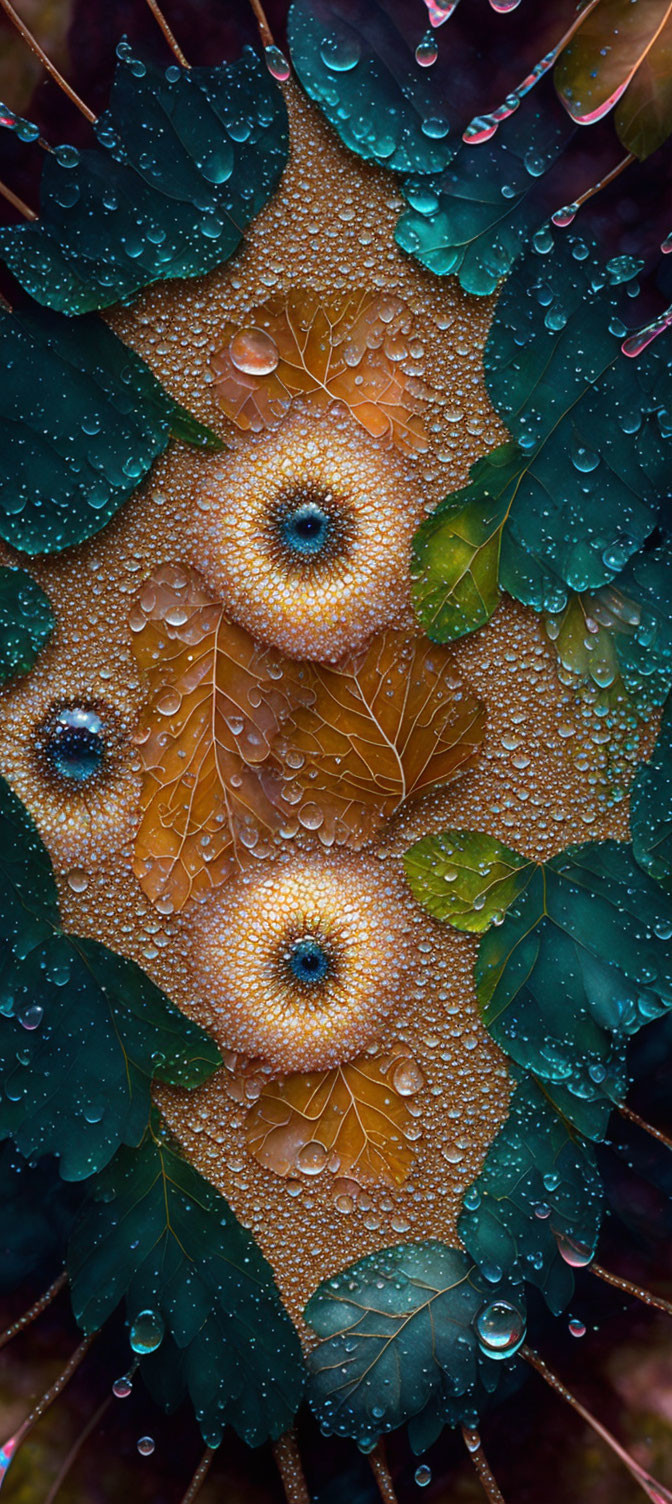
left=475, top=1298, right=526, bottom=1359
left=129, top=1309, right=165, bottom=1355
left=229, top=327, right=279, bottom=376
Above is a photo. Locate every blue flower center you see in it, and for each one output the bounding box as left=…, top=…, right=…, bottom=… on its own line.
left=287, top=936, right=331, bottom=986
left=44, top=707, right=106, bottom=783
left=280, top=501, right=331, bottom=558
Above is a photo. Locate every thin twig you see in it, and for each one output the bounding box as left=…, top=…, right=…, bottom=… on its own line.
left=368, top=1440, right=399, bottom=1504
left=0, top=0, right=95, bottom=122
left=272, top=1430, right=310, bottom=1504
left=618, top=1101, right=672, bottom=1154
left=247, top=0, right=275, bottom=49
left=461, top=1428, right=507, bottom=1504
left=591, top=1262, right=672, bottom=1318
left=0, top=1271, right=67, bottom=1351
left=179, top=1446, right=217, bottom=1504
left=0, top=175, right=37, bottom=219
left=142, top=0, right=190, bottom=69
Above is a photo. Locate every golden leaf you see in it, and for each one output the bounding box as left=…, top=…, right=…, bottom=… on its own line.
left=245, top=1051, right=423, bottom=1188
left=130, top=565, right=296, bottom=910
left=210, top=289, right=429, bottom=456
left=274, top=629, right=486, bottom=845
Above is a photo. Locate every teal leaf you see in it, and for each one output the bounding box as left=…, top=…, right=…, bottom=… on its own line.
left=631, top=696, right=672, bottom=890
left=0, top=1143, right=83, bottom=1293
left=0, top=775, right=221, bottom=1178
left=486, top=235, right=669, bottom=610
left=0, top=302, right=218, bottom=554
left=459, top=1076, right=603, bottom=1315
left=305, top=1241, right=524, bottom=1448
left=607, top=538, right=672, bottom=706
left=0, top=46, right=288, bottom=314
left=0, top=567, right=53, bottom=683
left=477, top=840, right=672, bottom=1120
left=396, top=98, right=572, bottom=295
left=404, top=828, right=534, bottom=933
left=288, top=0, right=465, bottom=174
left=68, top=1112, right=305, bottom=1447
left=411, top=446, right=522, bottom=642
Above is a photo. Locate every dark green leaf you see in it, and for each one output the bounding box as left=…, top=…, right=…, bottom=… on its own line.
left=305, top=1241, right=524, bottom=1447
left=404, top=828, right=534, bottom=933
left=0, top=1143, right=83, bottom=1293
left=0, top=775, right=221, bottom=1177
left=477, top=840, right=672, bottom=1120
left=0, top=303, right=220, bottom=554
left=0, top=568, right=53, bottom=683
left=411, top=446, right=522, bottom=642
left=631, top=695, right=672, bottom=888
left=69, top=1113, right=305, bottom=1447
left=459, top=1075, right=603, bottom=1315
left=0, top=46, right=288, bottom=314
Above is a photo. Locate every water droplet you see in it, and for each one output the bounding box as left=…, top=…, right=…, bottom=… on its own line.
left=569, top=1317, right=586, bottom=1338
left=555, top=1231, right=594, bottom=1268
left=264, top=44, right=290, bottom=82
left=475, top=1298, right=526, bottom=1359
left=229, top=327, right=279, bottom=376
left=391, top=1057, right=426, bottom=1096
left=320, top=34, right=361, bottom=72
left=112, top=1376, right=133, bottom=1399
left=129, top=1309, right=165, bottom=1355
left=415, top=34, right=439, bottom=67
left=296, top=1140, right=328, bottom=1176
left=137, top=1436, right=155, bottom=1457
left=415, top=1464, right=432, bottom=1487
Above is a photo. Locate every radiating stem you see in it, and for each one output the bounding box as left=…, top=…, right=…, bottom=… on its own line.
left=369, top=1440, right=399, bottom=1504
left=247, top=0, right=275, bottom=49
left=43, top=1393, right=112, bottom=1504
left=142, top=0, right=190, bottom=69
left=180, top=1446, right=217, bottom=1504
left=0, top=1335, right=95, bottom=1463
left=272, top=1430, right=310, bottom=1504
left=461, top=1428, right=507, bottom=1504
left=0, top=0, right=95, bottom=122
left=0, top=176, right=37, bottom=219
left=0, top=1272, right=67, bottom=1351
left=573, top=152, right=636, bottom=210
left=618, top=1102, right=672, bottom=1154
left=522, top=1346, right=672, bottom=1504
left=591, top=1262, right=672, bottom=1318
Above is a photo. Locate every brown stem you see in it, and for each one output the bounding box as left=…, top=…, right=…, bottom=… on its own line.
left=142, top=0, right=190, bottom=68
left=43, top=1394, right=112, bottom=1504
left=574, top=152, right=636, bottom=211
left=618, top=1101, right=672, bottom=1154
left=179, top=1446, right=217, bottom=1504
left=0, top=175, right=37, bottom=219
left=1, top=1334, right=96, bottom=1454
left=272, top=1430, right=310, bottom=1504
left=368, top=1440, right=399, bottom=1504
left=0, top=1271, right=67, bottom=1352
left=591, top=1261, right=672, bottom=1318
left=247, top=0, right=275, bottom=49
left=522, top=1345, right=672, bottom=1504
left=461, top=1428, right=507, bottom=1504
left=0, top=0, right=95, bottom=122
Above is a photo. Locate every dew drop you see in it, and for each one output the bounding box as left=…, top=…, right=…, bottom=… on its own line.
left=129, top=1309, right=165, bottom=1355
left=137, top=1436, right=155, bottom=1457
left=475, top=1298, right=526, bottom=1359
left=414, top=1464, right=432, bottom=1487
left=229, top=327, right=279, bottom=376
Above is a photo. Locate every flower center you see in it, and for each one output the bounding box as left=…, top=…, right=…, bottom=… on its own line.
left=285, top=935, right=332, bottom=986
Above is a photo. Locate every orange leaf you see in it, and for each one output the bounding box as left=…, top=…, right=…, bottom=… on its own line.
left=274, top=629, right=486, bottom=845
left=245, top=1051, right=423, bottom=1187
left=555, top=0, right=672, bottom=127
left=130, top=565, right=296, bottom=910
left=210, top=289, right=429, bottom=456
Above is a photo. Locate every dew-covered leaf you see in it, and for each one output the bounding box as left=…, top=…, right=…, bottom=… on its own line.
left=396, top=96, right=572, bottom=296
left=555, top=0, right=672, bottom=129
left=404, top=828, right=534, bottom=933
left=485, top=235, right=672, bottom=609
left=411, top=446, right=522, bottom=641
left=0, top=45, right=288, bottom=313
left=0, top=774, right=220, bottom=1178
left=287, top=0, right=472, bottom=174
left=0, top=1143, right=84, bottom=1294
left=631, top=696, right=672, bottom=888
left=131, top=565, right=296, bottom=911
left=211, top=289, right=429, bottom=455
left=477, top=840, right=672, bottom=1120
left=459, top=1075, right=603, bottom=1315
left=0, top=303, right=219, bottom=555
left=276, top=629, right=485, bottom=846
left=614, top=11, right=672, bottom=157
left=0, top=567, right=53, bottom=684
left=245, top=1051, right=420, bottom=1187
left=68, top=1112, right=305, bottom=1447
left=305, top=1241, right=524, bottom=1447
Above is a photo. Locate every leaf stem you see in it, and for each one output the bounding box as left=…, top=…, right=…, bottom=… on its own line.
left=0, top=1270, right=67, bottom=1351
left=369, top=1440, right=399, bottom=1504
left=522, top=1345, right=672, bottom=1504
left=0, top=176, right=37, bottom=220
left=461, top=1428, right=507, bottom=1504
left=142, top=0, right=190, bottom=69
left=247, top=0, right=275, bottom=49
left=180, top=1446, right=217, bottom=1504
left=618, top=1101, right=672, bottom=1154
left=0, top=0, right=95, bottom=122
left=272, top=1430, right=310, bottom=1504
left=591, top=1262, right=672, bottom=1318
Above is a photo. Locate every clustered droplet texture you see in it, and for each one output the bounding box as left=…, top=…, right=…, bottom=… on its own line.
left=190, top=851, right=414, bottom=1071
left=192, top=413, right=422, bottom=661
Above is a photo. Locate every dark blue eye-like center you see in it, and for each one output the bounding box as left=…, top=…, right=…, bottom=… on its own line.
left=280, top=502, right=331, bottom=558
left=287, top=936, right=331, bottom=986
left=44, top=706, right=106, bottom=783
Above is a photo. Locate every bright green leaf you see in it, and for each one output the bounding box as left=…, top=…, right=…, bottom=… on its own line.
left=69, top=1112, right=305, bottom=1447
left=0, top=568, right=53, bottom=683
left=404, top=828, right=534, bottom=933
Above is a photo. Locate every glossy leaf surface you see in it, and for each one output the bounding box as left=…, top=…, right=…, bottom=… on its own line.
left=555, top=0, right=672, bottom=128
left=404, top=828, right=533, bottom=933
left=0, top=304, right=219, bottom=555
left=69, top=1113, right=305, bottom=1447
left=0, top=45, right=288, bottom=313
left=0, top=567, right=53, bottom=683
